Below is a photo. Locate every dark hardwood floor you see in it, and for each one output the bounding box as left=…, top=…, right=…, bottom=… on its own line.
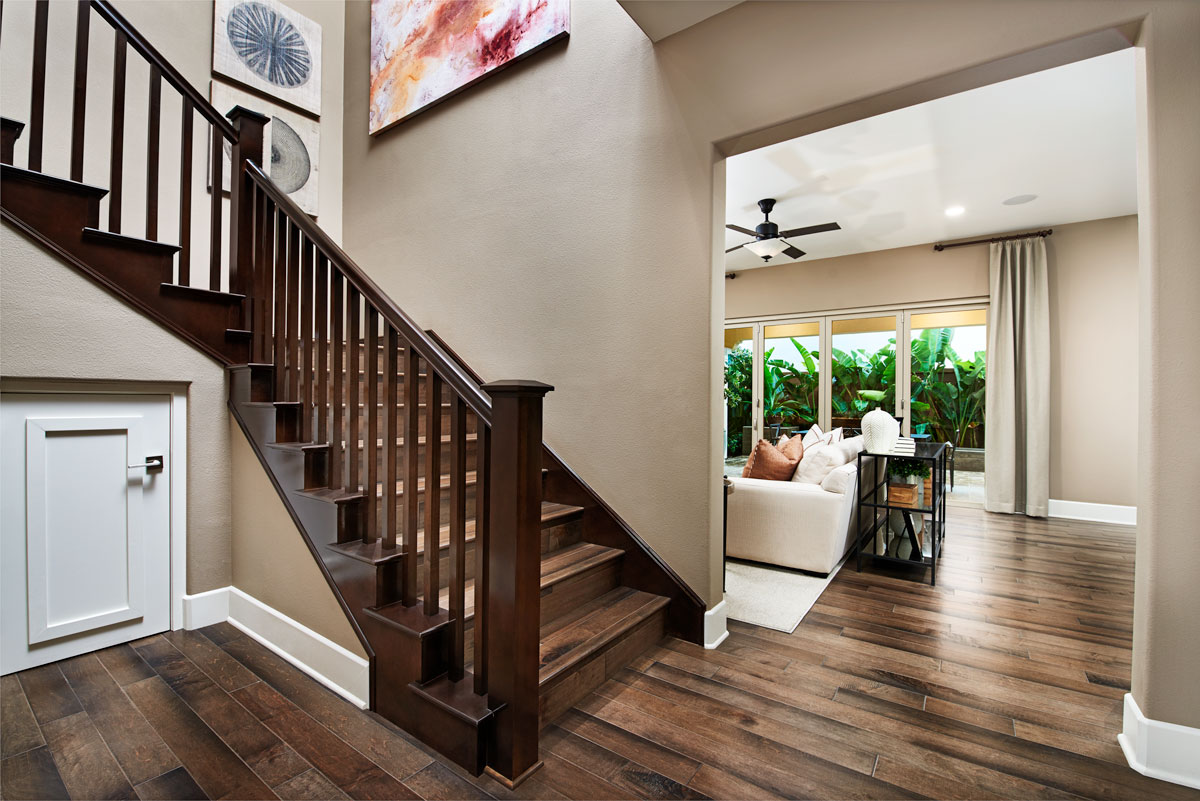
left=3, top=508, right=1196, bottom=800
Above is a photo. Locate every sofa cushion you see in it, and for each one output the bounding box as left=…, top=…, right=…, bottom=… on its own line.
left=821, top=461, right=857, bottom=494
left=742, top=438, right=801, bottom=480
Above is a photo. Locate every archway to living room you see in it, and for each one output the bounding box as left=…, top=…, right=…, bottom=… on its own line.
left=713, top=40, right=1141, bottom=637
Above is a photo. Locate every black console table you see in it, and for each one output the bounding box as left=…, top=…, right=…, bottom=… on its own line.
left=854, top=441, right=948, bottom=585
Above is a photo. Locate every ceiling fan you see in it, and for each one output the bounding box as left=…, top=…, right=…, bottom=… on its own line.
left=726, top=198, right=840, bottom=262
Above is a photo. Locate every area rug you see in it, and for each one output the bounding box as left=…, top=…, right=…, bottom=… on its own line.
left=723, top=556, right=847, bottom=633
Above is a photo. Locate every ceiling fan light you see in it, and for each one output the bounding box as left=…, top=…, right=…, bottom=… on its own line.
left=744, top=238, right=790, bottom=260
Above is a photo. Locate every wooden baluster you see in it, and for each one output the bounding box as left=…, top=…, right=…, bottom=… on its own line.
left=256, top=196, right=274, bottom=362
left=424, top=369, right=442, bottom=615
left=228, top=108, right=266, bottom=299
left=402, top=344, right=420, bottom=606
left=145, top=67, right=160, bottom=239
left=300, top=240, right=315, bottom=441
left=209, top=126, right=223, bottom=290
left=28, top=0, right=47, bottom=171
left=365, top=308, right=380, bottom=541
left=178, top=99, right=192, bottom=284
left=109, top=30, right=127, bottom=232
left=286, top=224, right=300, bottom=401
left=330, top=271, right=345, bottom=489
left=483, top=380, right=553, bottom=786
left=383, top=327, right=399, bottom=550
left=316, top=255, right=329, bottom=443
left=347, top=287, right=361, bottom=495
left=273, top=212, right=287, bottom=398
left=448, top=394, right=467, bottom=681
left=474, top=423, right=489, bottom=695
left=69, top=0, right=89, bottom=181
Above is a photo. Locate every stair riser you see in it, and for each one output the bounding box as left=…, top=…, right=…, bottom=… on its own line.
left=541, top=560, right=620, bottom=627
left=1, top=167, right=102, bottom=229
left=542, top=518, right=583, bottom=555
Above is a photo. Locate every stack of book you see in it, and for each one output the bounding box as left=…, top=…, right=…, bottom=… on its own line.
left=888, top=438, right=916, bottom=455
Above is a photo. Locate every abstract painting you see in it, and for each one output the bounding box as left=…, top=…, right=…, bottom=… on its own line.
left=369, top=0, right=569, bottom=134
left=213, top=0, right=322, bottom=117
left=211, top=81, right=320, bottom=215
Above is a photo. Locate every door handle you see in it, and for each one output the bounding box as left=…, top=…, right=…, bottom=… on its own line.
left=128, top=455, right=164, bottom=473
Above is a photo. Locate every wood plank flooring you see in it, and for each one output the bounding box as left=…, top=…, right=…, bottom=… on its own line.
left=2, top=508, right=1196, bottom=800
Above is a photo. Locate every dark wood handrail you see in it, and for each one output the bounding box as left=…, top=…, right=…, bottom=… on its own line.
left=90, top=0, right=237, bottom=143
left=242, top=161, right=494, bottom=424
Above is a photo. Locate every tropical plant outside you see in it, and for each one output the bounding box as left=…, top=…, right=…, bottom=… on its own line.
left=724, top=327, right=985, bottom=458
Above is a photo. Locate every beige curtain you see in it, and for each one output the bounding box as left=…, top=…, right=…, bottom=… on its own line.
left=985, top=236, right=1050, bottom=516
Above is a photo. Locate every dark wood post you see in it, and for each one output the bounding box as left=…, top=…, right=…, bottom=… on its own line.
left=482, top=379, right=552, bottom=789
left=226, top=105, right=268, bottom=302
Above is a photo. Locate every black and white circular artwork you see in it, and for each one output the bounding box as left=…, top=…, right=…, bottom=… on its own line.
left=227, top=1, right=312, bottom=88
left=270, top=119, right=311, bottom=194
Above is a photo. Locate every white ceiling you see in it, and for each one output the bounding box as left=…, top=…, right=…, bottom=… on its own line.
left=725, top=50, right=1138, bottom=271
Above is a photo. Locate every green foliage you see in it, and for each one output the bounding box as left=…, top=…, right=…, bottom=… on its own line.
left=724, top=326, right=987, bottom=457
left=888, top=457, right=931, bottom=480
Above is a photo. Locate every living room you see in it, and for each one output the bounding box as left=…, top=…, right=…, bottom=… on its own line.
left=720, top=49, right=1139, bottom=628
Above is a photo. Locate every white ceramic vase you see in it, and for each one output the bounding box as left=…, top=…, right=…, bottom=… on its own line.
left=862, top=407, right=899, bottom=453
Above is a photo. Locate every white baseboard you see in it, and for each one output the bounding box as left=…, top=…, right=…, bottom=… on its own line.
left=704, top=599, right=729, bottom=649
left=182, top=587, right=230, bottom=629
left=1048, top=499, right=1137, bottom=526
left=181, top=586, right=369, bottom=709
left=1119, top=693, right=1200, bottom=790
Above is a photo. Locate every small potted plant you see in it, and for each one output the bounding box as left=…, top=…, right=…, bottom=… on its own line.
left=887, top=458, right=930, bottom=508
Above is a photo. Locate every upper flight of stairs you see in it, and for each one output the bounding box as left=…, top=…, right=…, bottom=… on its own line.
left=2, top=90, right=702, bottom=784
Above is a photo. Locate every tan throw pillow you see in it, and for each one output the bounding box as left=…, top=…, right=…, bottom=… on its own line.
left=743, top=439, right=802, bottom=481
left=779, top=434, right=805, bottom=463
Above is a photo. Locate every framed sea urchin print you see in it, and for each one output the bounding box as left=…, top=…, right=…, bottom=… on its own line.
left=213, top=0, right=321, bottom=117
left=369, top=0, right=569, bottom=134
left=210, top=81, right=320, bottom=215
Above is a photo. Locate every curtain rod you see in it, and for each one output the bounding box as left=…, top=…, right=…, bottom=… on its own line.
left=933, top=228, right=1052, bottom=251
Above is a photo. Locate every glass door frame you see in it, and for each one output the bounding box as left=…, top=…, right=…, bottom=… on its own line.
left=727, top=298, right=988, bottom=444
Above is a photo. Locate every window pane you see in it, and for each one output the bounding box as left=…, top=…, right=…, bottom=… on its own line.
left=831, top=315, right=896, bottom=431
left=763, top=322, right=820, bottom=441
left=723, top=327, right=753, bottom=459
left=909, top=313, right=986, bottom=449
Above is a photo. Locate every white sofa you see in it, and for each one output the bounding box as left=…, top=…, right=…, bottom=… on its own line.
left=726, top=458, right=879, bottom=575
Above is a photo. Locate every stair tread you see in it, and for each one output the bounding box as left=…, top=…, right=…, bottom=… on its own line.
left=540, top=542, right=622, bottom=589
left=82, top=226, right=180, bottom=254
left=328, top=538, right=405, bottom=565
left=541, top=502, right=585, bottom=526
left=537, top=587, right=669, bottom=687
left=1, top=163, right=107, bottom=197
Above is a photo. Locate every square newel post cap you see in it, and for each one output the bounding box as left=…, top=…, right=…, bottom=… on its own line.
left=225, top=105, right=271, bottom=127
left=481, top=379, right=554, bottom=397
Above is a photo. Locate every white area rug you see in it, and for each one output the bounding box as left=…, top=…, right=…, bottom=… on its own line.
left=723, top=557, right=846, bottom=633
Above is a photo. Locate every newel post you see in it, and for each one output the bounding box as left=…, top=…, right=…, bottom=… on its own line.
left=481, top=379, right=552, bottom=789
left=226, top=105, right=268, bottom=302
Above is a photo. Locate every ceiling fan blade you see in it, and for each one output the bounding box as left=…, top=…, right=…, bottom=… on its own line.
left=778, top=222, right=841, bottom=238
left=782, top=244, right=806, bottom=260
left=726, top=224, right=757, bottom=236
left=725, top=243, right=746, bottom=253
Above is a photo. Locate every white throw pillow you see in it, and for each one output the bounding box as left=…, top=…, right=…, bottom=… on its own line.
left=792, top=440, right=852, bottom=484
left=821, top=462, right=857, bottom=494
left=801, top=424, right=825, bottom=449
left=828, top=427, right=845, bottom=444
left=838, top=435, right=865, bottom=461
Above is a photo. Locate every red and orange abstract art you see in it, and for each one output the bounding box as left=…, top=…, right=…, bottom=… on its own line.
left=369, top=0, right=569, bottom=134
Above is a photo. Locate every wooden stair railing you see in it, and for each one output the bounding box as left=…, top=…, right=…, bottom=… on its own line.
left=240, top=160, right=547, bottom=784
left=2, top=0, right=704, bottom=787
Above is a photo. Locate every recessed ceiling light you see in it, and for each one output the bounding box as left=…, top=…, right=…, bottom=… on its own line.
left=945, top=205, right=965, bottom=217
left=1003, top=194, right=1038, bottom=205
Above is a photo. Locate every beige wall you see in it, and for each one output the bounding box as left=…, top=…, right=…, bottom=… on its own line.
left=726, top=215, right=1140, bottom=507
left=1, top=221, right=231, bottom=594
left=229, top=418, right=366, bottom=657
left=342, top=0, right=1199, bottom=728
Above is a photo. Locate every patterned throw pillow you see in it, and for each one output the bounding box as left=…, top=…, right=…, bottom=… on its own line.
left=741, top=439, right=802, bottom=481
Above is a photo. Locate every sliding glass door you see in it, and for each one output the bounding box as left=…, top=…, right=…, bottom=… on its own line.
left=726, top=305, right=986, bottom=485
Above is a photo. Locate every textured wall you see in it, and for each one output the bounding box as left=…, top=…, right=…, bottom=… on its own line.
left=1, top=221, right=232, bottom=593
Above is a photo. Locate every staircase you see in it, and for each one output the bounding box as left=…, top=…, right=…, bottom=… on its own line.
left=0, top=0, right=703, bottom=787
